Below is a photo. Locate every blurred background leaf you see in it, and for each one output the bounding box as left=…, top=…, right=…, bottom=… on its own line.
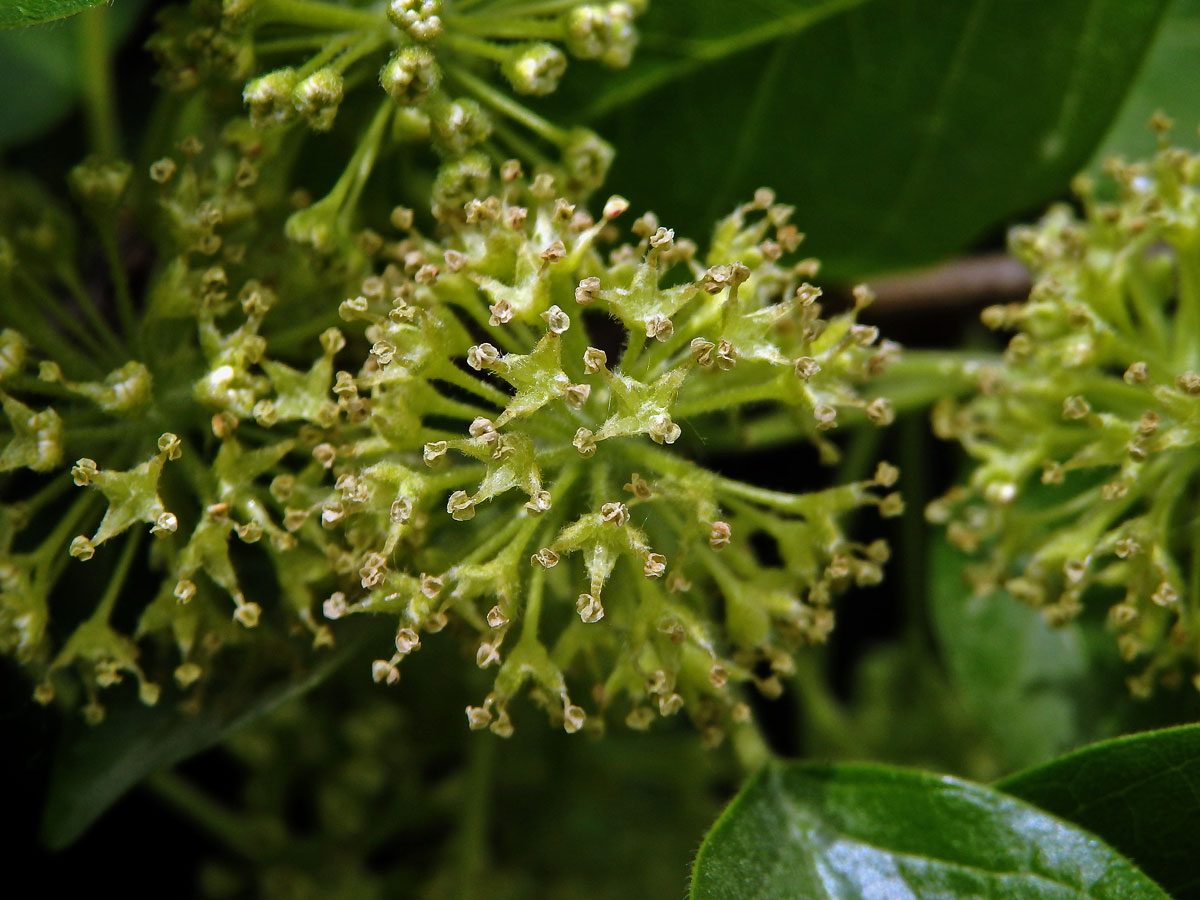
left=1089, top=0, right=1200, bottom=167
left=0, top=0, right=146, bottom=151
left=548, top=0, right=1171, bottom=280
left=928, top=537, right=1127, bottom=772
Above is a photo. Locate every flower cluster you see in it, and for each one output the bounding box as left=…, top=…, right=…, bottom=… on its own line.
left=149, top=0, right=638, bottom=253
left=0, top=133, right=899, bottom=733
left=930, top=127, right=1200, bottom=697
left=315, top=178, right=903, bottom=737
left=1, top=0, right=901, bottom=734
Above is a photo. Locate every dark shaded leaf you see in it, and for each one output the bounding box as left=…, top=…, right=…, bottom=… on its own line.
left=551, top=0, right=1170, bottom=279
left=40, top=618, right=380, bottom=850
left=929, top=537, right=1122, bottom=770
left=1000, top=724, right=1200, bottom=900
left=690, top=760, right=1170, bottom=900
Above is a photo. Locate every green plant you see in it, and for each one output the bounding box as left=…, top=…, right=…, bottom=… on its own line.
left=4, top=1, right=1200, bottom=898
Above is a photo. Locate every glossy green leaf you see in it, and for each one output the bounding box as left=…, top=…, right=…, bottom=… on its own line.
left=929, top=537, right=1121, bottom=770
left=690, top=760, right=1170, bottom=900
left=0, top=0, right=106, bottom=28
left=1090, top=0, right=1200, bottom=167
left=551, top=0, right=1170, bottom=279
left=1000, top=725, right=1200, bottom=900
left=40, top=619, right=380, bottom=850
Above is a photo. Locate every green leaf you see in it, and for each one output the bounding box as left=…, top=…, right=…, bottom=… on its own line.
left=40, top=618, right=381, bottom=850
left=551, top=0, right=1170, bottom=279
left=929, top=537, right=1122, bottom=770
left=690, top=760, right=1170, bottom=900
left=1000, top=725, right=1200, bottom=900
left=0, top=0, right=106, bottom=28
left=1089, top=0, right=1200, bottom=167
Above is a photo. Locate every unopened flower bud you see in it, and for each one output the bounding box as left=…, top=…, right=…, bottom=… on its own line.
left=502, top=42, right=567, bottom=95
left=292, top=68, right=343, bottom=131
left=244, top=68, right=298, bottom=128
left=381, top=46, right=440, bottom=106
left=564, top=2, right=639, bottom=67
left=388, top=0, right=443, bottom=41
left=429, top=97, right=492, bottom=157
left=602, top=195, right=629, bottom=219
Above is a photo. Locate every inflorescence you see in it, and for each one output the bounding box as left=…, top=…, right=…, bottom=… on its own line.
left=150, top=0, right=637, bottom=254
left=0, top=0, right=902, bottom=736
left=931, top=122, right=1200, bottom=698
left=0, top=163, right=900, bottom=734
